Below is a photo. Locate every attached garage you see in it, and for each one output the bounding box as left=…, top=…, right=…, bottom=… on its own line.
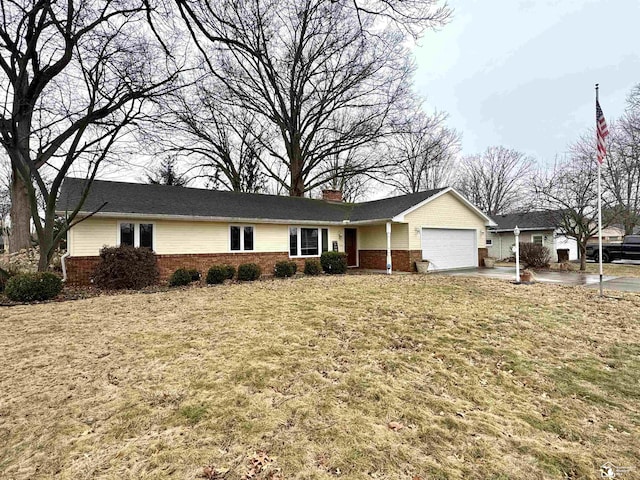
left=421, top=228, right=477, bottom=270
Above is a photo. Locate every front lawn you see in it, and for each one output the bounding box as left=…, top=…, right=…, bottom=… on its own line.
left=1, top=275, right=639, bottom=479
left=583, top=262, right=640, bottom=278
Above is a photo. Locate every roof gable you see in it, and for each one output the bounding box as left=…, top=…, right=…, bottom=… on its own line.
left=390, top=187, right=497, bottom=226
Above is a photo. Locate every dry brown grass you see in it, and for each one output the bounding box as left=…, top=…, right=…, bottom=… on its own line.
left=583, top=262, right=640, bottom=278
left=496, top=260, right=640, bottom=278
left=1, top=275, right=640, bottom=479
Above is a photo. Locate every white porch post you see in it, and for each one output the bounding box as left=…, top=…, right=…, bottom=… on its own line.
left=386, top=221, right=392, bottom=274
left=514, top=225, right=521, bottom=283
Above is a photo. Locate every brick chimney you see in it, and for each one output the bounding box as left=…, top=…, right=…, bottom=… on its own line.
left=322, top=189, right=343, bottom=202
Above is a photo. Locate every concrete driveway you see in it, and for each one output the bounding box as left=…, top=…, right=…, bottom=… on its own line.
left=438, top=266, right=640, bottom=293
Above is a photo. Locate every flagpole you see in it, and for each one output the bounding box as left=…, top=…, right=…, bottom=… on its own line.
left=596, top=83, right=603, bottom=297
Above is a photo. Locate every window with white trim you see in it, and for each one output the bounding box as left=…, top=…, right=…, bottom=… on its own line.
left=289, top=227, right=327, bottom=257
left=486, top=238, right=493, bottom=247
left=532, top=234, right=543, bottom=246
left=230, top=225, right=254, bottom=251
left=119, top=222, right=154, bottom=250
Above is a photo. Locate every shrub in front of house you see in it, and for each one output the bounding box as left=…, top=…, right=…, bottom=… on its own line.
left=304, top=259, right=322, bottom=276
left=274, top=260, right=297, bottom=278
left=222, top=264, right=236, bottom=280
left=320, top=251, right=347, bottom=274
left=93, top=245, right=159, bottom=290
left=519, top=242, right=551, bottom=269
left=187, top=269, right=201, bottom=282
left=206, top=265, right=228, bottom=285
left=169, top=268, right=196, bottom=287
left=0, top=267, right=11, bottom=292
left=4, top=272, right=62, bottom=302
left=237, top=263, right=261, bottom=281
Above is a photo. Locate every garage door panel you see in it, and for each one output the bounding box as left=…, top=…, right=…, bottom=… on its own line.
left=421, top=228, right=476, bottom=270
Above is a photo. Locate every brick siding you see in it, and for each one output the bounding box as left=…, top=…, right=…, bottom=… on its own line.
left=65, top=252, right=306, bottom=285
left=65, top=256, right=101, bottom=285
left=360, top=248, right=487, bottom=272
left=66, top=247, right=490, bottom=285
left=358, top=250, right=423, bottom=272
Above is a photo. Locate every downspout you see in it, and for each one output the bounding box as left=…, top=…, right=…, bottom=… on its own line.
left=61, top=251, right=70, bottom=282
left=386, top=222, right=392, bottom=274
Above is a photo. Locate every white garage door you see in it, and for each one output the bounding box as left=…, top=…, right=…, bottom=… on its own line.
left=421, top=228, right=477, bottom=270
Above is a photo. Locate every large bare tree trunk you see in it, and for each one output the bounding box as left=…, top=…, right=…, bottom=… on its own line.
left=579, top=242, right=587, bottom=271
left=9, top=169, right=31, bottom=253
left=289, top=142, right=305, bottom=197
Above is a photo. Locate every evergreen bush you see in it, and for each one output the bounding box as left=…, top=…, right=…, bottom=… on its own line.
left=5, top=272, right=62, bottom=302
left=169, top=268, right=194, bottom=287
left=274, top=260, right=297, bottom=278
left=238, top=263, right=261, bottom=281
left=304, top=259, right=322, bottom=276
left=320, top=251, right=347, bottom=274
left=206, top=265, right=228, bottom=285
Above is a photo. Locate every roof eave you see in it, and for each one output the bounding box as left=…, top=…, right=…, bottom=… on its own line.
left=56, top=210, right=352, bottom=225
left=491, top=226, right=556, bottom=233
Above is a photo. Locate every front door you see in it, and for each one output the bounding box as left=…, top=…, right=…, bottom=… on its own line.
left=344, top=228, right=357, bottom=267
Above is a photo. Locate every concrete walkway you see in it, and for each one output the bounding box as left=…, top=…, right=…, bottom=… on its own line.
left=437, top=266, right=640, bottom=293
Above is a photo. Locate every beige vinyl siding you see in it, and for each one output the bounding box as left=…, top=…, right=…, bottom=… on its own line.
left=404, top=192, right=488, bottom=250
left=69, top=217, right=345, bottom=256
left=69, top=218, right=117, bottom=256
left=358, top=223, right=409, bottom=250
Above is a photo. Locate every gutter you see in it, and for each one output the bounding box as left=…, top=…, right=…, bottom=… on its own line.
left=54, top=211, right=400, bottom=226
left=61, top=251, right=70, bottom=282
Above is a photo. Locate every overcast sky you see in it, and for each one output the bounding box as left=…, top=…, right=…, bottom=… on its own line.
left=413, top=0, right=640, bottom=166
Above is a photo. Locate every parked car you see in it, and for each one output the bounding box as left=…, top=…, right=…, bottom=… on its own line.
left=586, top=235, right=640, bottom=263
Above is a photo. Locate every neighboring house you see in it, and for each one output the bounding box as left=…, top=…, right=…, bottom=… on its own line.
left=57, top=178, right=496, bottom=284
left=488, top=210, right=578, bottom=262
left=587, top=224, right=629, bottom=244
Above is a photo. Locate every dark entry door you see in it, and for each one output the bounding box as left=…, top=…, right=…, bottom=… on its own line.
left=345, top=228, right=357, bottom=266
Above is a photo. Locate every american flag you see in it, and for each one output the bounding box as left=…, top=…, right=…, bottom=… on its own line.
left=596, top=99, right=609, bottom=164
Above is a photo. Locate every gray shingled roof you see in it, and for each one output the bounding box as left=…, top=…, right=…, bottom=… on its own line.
left=57, top=178, right=447, bottom=223
left=491, top=210, right=565, bottom=232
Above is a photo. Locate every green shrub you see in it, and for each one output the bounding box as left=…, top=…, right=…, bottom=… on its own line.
left=93, top=245, right=159, bottom=290
left=304, top=259, right=322, bottom=276
left=188, top=269, right=201, bottom=282
left=320, top=251, right=347, bottom=274
left=169, top=268, right=194, bottom=287
left=206, top=265, right=225, bottom=284
left=222, top=264, right=236, bottom=280
left=0, top=267, right=11, bottom=292
left=274, top=260, right=297, bottom=278
left=5, top=272, right=62, bottom=302
left=237, top=263, right=261, bottom=281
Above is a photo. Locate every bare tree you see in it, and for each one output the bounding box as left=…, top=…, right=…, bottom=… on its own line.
left=152, top=80, right=267, bottom=193
left=146, top=156, right=190, bottom=187
left=384, top=111, right=459, bottom=194
left=0, top=0, right=181, bottom=269
left=320, top=148, right=373, bottom=202
left=533, top=149, right=616, bottom=271
left=627, top=83, right=640, bottom=111
left=174, top=0, right=451, bottom=196
left=600, top=87, right=640, bottom=235
left=456, top=146, right=533, bottom=216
